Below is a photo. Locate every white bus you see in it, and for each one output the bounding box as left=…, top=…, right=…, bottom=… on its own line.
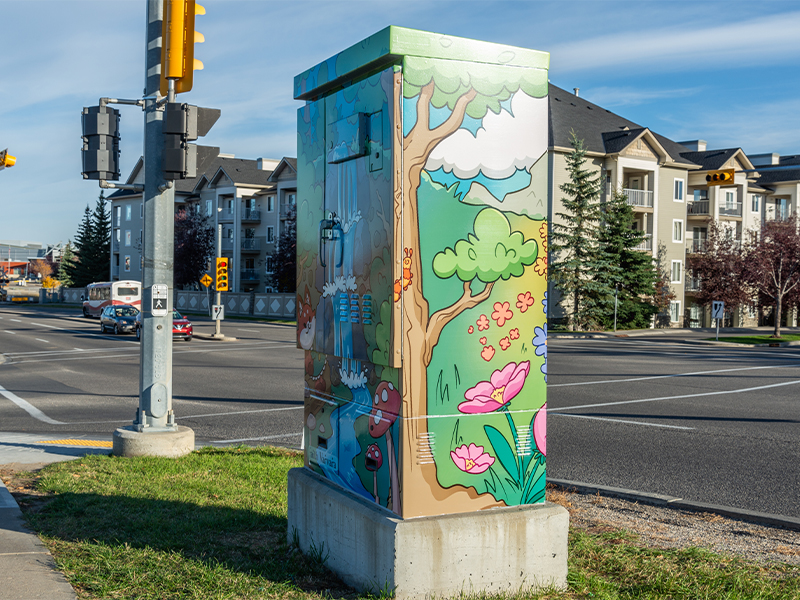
left=83, top=280, right=141, bottom=318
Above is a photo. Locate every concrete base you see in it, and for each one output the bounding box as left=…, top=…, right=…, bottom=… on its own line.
left=112, top=425, right=195, bottom=458
left=287, top=468, right=569, bottom=599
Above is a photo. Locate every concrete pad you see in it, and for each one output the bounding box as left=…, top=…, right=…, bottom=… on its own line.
left=112, top=425, right=195, bottom=458
left=288, top=468, right=568, bottom=599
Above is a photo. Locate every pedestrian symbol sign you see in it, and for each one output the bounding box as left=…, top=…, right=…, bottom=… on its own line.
left=200, top=274, right=212, bottom=287
left=152, top=284, right=168, bottom=317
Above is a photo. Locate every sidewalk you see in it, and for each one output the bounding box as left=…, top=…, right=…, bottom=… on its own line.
left=0, top=433, right=114, bottom=600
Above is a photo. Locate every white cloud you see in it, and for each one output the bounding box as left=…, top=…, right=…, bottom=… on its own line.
left=425, top=92, right=548, bottom=180
left=582, top=86, right=702, bottom=108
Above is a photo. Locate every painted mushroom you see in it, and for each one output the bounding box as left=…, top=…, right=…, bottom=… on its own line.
left=369, top=381, right=401, bottom=513
left=364, top=443, right=383, bottom=502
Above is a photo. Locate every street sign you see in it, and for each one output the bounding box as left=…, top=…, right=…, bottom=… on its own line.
left=200, top=274, right=212, bottom=287
left=212, top=304, right=224, bottom=321
left=712, top=301, right=725, bottom=320
left=152, top=284, right=169, bottom=317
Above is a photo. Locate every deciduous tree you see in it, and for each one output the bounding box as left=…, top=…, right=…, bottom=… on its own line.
left=269, top=206, right=296, bottom=293
left=174, top=209, right=214, bottom=289
left=687, top=219, right=749, bottom=314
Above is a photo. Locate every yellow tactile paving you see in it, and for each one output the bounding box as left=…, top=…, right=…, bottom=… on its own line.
left=36, top=439, right=113, bottom=448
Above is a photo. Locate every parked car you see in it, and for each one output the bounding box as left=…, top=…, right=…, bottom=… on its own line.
left=135, top=310, right=193, bottom=342
left=100, top=304, right=140, bottom=335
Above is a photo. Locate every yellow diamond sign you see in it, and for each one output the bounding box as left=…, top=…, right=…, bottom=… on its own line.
left=200, top=274, right=213, bottom=287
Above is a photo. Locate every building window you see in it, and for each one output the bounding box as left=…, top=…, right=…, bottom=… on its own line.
left=287, top=193, right=296, bottom=205
left=751, top=195, right=760, bottom=213
left=267, top=226, right=274, bottom=242
left=725, top=190, right=736, bottom=209
left=671, top=260, right=682, bottom=284
left=673, top=179, right=684, bottom=202
left=267, top=196, right=275, bottom=212
left=124, top=256, right=131, bottom=272
left=115, top=206, right=121, bottom=226
left=672, top=219, right=683, bottom=243
left=126, top=205, right=132, bottom=221
left=266, top=256, right=274, bottom=273
left=206, top=199, right=212, bottom=216
left=125, top=230, right=131, bottom=246
left=226, top=228, right=233, bottom=240
left=140, top=203, right=143, bottom=218
left=115, top=229, right=120, bottom=244
left=669, top=300, right=681, bottom=323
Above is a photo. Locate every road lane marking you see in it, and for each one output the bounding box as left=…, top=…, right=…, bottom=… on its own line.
left=210, top=432, right=302, bottom=443
left=554, top=378, right=800, bottom=412
left=549, top=362, right=800, bottom=388
left=0, top=384, right=66, bottom=425
left=236, top=328, right=260, bottom=332
left=4, top=331, right=15, bottom=335
left=35, top=339, right=49, bottom=344
left=182, top=405, right=302, bottom=419
left=9, top=319, right=21, bottom=322
left=550, top=413, right=694, bottom=430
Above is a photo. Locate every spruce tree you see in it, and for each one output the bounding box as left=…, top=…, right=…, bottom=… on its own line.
left=88, top=192, right=111, bottom=282
left=550, top=131, right=614, bottom=330
left=57, top=242, right=75, bottom=288
left=66, top=205, right=94, bottom=287
left=596, top=189, right=658, bottom=329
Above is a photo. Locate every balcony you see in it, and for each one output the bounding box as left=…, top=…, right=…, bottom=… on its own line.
left=240, top=269, right=260, bottom=281
left=719, top=202, right=743, bottom=218
left=688, top=239, right=707, bottom=253
left=112, top=239, right=120, bottom=252
left=623, top=188, right=654, bottom=208
left=685, top=276, right=701, bottom=292
left=241, top=238, right=261, bottom=253
left=634, top=234, right=653, bottom=252
left=221, top=239, right=234, bottom=252
left=687, top=200, right=710, bottom=216
left=242, top=209, right=261, bottom=223
left=279, top=203, right=296, bottom=220
left=218, top=209, right=234, bottom=223
left=112, top=265, right=120, bottom=278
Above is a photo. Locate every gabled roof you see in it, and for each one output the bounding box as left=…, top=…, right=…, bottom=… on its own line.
left=755, top=168, right=800, bottom=185
left=267, top=157, right=298, bottom=183
left=678, top=148, right=756, bottom=172
left=548, top=85, right=696, bottom=166
left=198, top=158, right=274, bottom=192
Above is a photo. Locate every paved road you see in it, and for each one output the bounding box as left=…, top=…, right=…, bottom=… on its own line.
left=1, top=304, right=799, bottom=518
left=548, top=334, right=800, bottom=518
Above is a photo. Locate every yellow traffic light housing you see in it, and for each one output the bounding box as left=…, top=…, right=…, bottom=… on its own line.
left=0, top=149, right=16, bottom=170
left=706, top=169, right=735, bottom=186
left=160, top=0, right=205, bottom=96
left=216, top=257, right=229, bottom=291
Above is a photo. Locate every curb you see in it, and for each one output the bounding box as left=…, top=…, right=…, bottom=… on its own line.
left=548, top=478, right=800, bottom=532
left=0, top=477, right=17, bottom=510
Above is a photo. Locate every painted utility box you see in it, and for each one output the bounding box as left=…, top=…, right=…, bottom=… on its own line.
left=295, top=26, right=549, bottom=519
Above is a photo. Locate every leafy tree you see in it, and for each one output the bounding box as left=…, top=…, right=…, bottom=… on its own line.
left=41, top=276, right=59, bottom=289
left=57, top=242, right=75, bottom=288
left=687, top=219, right=749, bottom=314
left=269, top=205, right=296, bottom=293
left=550, top=132, right=614, bottom=330
left=174, top=209, right=214, bottom=289
left=653, top=242, right=676, bottom=328
left=742, top=214, right=800, bottom=337
left=29, top=259, right=53, bottom=280
left=596, top=189, right=658, bottom=329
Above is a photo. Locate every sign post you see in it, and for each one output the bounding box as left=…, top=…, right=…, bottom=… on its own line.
left=712, top=300, right=724, bottom=341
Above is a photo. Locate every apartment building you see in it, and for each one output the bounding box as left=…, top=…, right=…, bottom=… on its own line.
left=109, top=155, right=297, bottom=293
left=548, top=85, right=697, bottom=327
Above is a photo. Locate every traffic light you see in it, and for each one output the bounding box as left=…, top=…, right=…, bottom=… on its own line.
left=706, top=169, right=735, bottom=186
left=81, top=106, right=121, bottom=181
left=160, top=0, right=206, bottom=96
left=162, top=101, right=220, bottom=179
left=0, top=149, right=16, bottom=170
left=216, top=257, right=229, bottom=291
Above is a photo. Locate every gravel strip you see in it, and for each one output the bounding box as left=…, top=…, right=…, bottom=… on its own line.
left=548, top=485, right=800, bottom=565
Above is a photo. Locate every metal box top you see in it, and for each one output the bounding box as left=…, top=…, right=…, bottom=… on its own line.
left=294, top=25, right=550, bottom=101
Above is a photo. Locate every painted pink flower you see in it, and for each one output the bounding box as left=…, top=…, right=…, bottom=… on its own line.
left=491, top=301, right=513, bottom=327
left=459, top=361, right=530, bottom=414
left=533, top=404, right=546, bottom=456
left=477, top=314, right=490, bottom=331
left=516, top=291, right=534, bottom=313
left=451, top=443, right=495, bottom=474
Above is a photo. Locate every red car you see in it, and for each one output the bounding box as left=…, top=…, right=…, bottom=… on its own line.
left=135, top=310, right=193, bottom=342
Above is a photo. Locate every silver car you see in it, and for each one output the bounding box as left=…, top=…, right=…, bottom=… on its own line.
left=100, top=304, right=140, bottom=335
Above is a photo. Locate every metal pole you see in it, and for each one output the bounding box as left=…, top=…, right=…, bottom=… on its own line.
left=613, top=285, right=618, bottom=334
left=716, top=317, right=720, bottom=342
left=135, top=0, right=175, bottom=432
left=215, top=218, right=222, bottom=337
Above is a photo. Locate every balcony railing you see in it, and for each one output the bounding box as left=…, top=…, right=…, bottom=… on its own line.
left=685, top=276, right=701, bottom=292
left=623, top=188, right=654, bottom=208
left=242, top=209, right=261, bottom=222
left=221, top=239, right=234, bottom=251
left=634, top=234, right=653, bottom=251
left=218, top=209, right=234, bottom=222
left=719, top=202, right=743, bottom=217
left=687, top=200, right=710, bottom=215
left=279, top=204, right=296, bottom=219
left=241, top=238, right=261, bottom=251
left=240, top=269, right=260, bottom=281
left=688, top=239, right=707, bottom=253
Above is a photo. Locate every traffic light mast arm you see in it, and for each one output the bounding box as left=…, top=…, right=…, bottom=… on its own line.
left=85, top=97, right=147, bottom=192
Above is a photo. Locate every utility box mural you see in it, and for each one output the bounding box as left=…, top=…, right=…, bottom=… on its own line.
left=295, top=26, right=549, bottom=519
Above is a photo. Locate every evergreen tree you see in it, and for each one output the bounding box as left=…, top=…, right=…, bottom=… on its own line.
left=66, top=205, right=94, bottom=287
left=550, top=131, right=614, bottom=330
left=87, top=192, right=111, bottom=282
left=596, top=189, right=658, bottom=329
left=57, top=242, right=75, bottom=288
left=174, top=208, right=215, bottom=289
left=269, top=205, right=296, bottom=292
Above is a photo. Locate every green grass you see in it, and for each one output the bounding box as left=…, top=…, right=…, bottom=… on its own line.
left=19, top=447, right=800, bottom=600
left=713, top=334, right=800, bottom=344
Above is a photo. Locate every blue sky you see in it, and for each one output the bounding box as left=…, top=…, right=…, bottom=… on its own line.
left=1, top=0, right=799, bottom=245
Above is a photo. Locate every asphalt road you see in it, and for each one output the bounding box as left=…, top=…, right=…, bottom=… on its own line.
left=1, top=304, right=798, bottom=518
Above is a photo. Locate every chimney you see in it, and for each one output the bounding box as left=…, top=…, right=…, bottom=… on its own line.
left=748, top=153, right=780, bottom=167
left=573, top=87, right=580, bottom=97
left=257, top=158, right=280, bottom=171
left=678, top=140, right=707, bottom=152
